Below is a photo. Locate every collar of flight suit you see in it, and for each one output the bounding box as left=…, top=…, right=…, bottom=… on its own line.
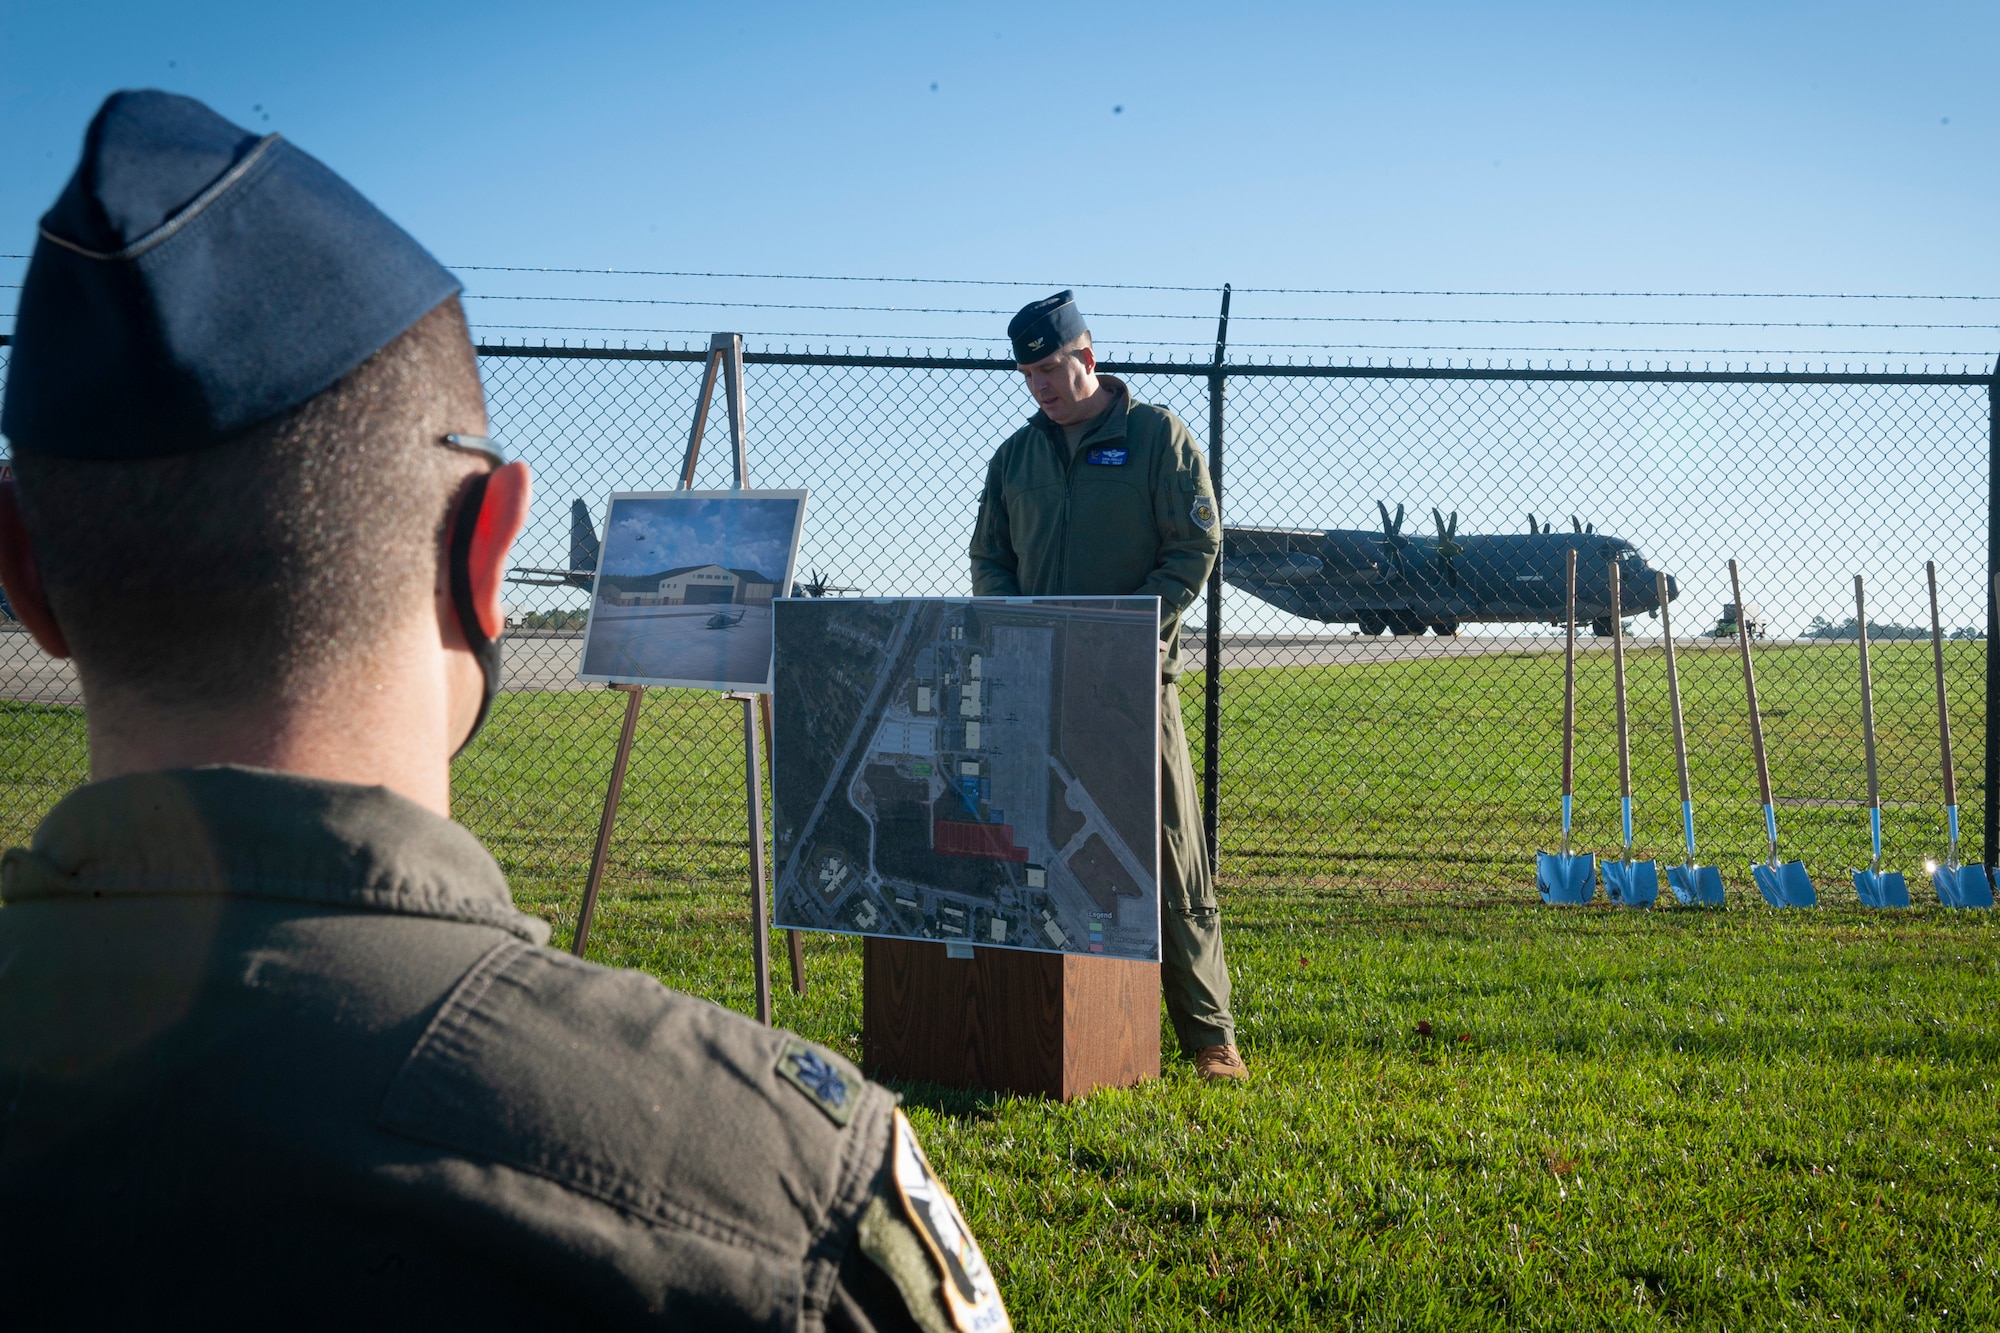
left=0, top=765, right=551, bottom=945
left=1032, top=373, right=1131, bottom=454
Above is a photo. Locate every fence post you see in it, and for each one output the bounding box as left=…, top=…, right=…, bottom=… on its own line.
left=1986, top=369, right=1999, bottom=871
left=1203, top=285, right=1232, bottom=875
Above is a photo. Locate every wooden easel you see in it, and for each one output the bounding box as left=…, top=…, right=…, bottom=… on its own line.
left=570, top=332, right=805, bottom=1025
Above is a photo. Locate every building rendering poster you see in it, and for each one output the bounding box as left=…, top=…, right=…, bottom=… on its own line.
left=578, top=489, right=809, bottom=692
left=771, top=596, right=1162, bottom=961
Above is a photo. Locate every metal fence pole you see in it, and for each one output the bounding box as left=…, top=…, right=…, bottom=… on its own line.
left=1986, top=369, right=1999, bottom=871
left=1203, top=284, right=1232, bottom=875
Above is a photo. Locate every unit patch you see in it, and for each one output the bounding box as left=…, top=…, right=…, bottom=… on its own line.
left=890, top=1110, right=1011, bottom=1332
left=776, top=1039, right=856, bottom=1126
left=1190, top=496, right=1218, bottom=530
left=1085, top=447, right=1128, bottom=466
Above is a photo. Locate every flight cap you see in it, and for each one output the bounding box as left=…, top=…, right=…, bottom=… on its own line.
left=2, top=90, right=461, bottom=460
left=1007, top=290, right=1088, bottom=365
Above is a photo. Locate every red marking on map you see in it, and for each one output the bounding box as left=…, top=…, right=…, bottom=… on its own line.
left=933, top=819, right=1028, bottom=863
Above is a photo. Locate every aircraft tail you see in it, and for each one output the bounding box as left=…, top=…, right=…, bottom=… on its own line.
left=570, top=500, right=601, bottom=586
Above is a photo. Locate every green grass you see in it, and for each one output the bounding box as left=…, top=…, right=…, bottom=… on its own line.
left=5, top=658, right=1999, bottom=1327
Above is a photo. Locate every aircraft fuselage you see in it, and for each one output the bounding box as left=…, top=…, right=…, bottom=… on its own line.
left=1223, top=525, right=1678, bottom=635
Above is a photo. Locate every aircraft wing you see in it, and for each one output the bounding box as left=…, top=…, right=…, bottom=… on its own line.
left=507, top=567, right=596, bottom=589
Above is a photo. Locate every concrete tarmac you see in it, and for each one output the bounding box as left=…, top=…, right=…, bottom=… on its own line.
left=0, top=625, right=1767, bottom=705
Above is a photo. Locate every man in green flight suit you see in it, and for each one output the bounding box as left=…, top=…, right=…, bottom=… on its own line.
left=969, top=292, right=1246, bottom=1082
left=0, top=91, right=1007, bottom=1332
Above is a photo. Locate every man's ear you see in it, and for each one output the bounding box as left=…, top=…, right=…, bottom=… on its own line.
left=467, top=461, right=531, bottom=641
left=0, top=480, right=71, bottom=658
left=1076, top=344, right=1098, bottom=374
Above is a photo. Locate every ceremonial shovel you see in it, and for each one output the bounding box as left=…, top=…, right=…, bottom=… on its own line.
left=1599, top=559, right=1659, bottom=906
left=1537, top=549, right=1597, bottom=904
left=1925, top=562, right=1993, bottom=908
left=1658, top=570, right=1724, bottom=905
left=1849, top=575, right=1909, bottom=908
left=1732, top=559, right=1816, bottom=908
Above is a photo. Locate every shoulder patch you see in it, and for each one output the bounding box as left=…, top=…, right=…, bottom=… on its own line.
left=776, top=1038, right=856, bottom=1126
left=1190, top=496, right=1218, bottom=531
left=890, top=1110, right=1011, bottom=1332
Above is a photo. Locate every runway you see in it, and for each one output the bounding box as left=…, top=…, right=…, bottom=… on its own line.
left=0, top=625, right=1774, bottom=705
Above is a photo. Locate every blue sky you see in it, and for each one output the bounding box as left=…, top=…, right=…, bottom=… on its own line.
left=602, top=494, right=801, bottom=584
left=3, top=2, right=1995, bottom=635
left=2, top=1, right=1997, bottom=357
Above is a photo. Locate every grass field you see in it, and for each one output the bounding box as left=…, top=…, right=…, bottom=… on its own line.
left=5, top=650, right=1998, bottom=1327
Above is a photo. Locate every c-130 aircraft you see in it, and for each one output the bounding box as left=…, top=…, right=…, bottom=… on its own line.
left=1223, top=503, right=1679, bottom=637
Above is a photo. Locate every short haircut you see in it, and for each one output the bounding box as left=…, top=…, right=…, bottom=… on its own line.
left=12, top=298, right=486, bottom=711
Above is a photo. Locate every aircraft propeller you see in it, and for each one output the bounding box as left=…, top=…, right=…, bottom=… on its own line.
left=1570, top=515, right=1596, bottom=535
left=1526, top=512, right=1553, bottom=534
left=1431, top=507, right=1465, bottom=587
left=1375, top=501, right=1410, bottom=578
left=797, top=568, right=862, bottom=598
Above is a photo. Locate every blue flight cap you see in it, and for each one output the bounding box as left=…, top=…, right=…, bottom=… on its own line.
left=1007, top=290, right=1088, bottom=365
left=2, top=90, right=461, bottom=460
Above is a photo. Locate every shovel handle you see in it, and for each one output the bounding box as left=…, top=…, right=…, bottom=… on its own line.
left=1562, top=549, right=1578, bottom=799
left=1611, top=559, right=1632, bottom=802
left=1927, top=562, right=1957, bottom=810
left=1658, top=571, right=1694, bottom=810
left=1855, top=575, right=1882, bottom=815
left=1731, top=560, right=1775, bottom=810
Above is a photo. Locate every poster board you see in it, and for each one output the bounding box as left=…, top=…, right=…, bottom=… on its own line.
left=771, top=596, right=1161, bottom=961
left=578, top=489, right=808, bottom=692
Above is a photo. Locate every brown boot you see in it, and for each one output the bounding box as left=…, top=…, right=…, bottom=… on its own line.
left=1193, top=1044, right=1248, bottom=1081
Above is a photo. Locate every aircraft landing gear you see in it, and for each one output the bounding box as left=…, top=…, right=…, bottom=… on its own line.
left=1591, top=615, right=1615, bottom=638
left=1387, top=612, right=1427, bottom=637
left=1357, top=612, right=1387, bottom=636
left=1428, top=620, right=1460, bottom=637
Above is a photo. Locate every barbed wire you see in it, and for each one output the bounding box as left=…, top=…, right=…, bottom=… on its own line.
left=441, top=263, right=2000, bottom=301
left=458, top=292, right=2000, bottom=332
left=464, top=324, right=1995, bottom=363
left=2, top=252, right=1996, bottom=302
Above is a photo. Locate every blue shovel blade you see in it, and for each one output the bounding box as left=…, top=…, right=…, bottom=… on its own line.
left=1851, top=869, right=1910, bottom=910
left=1753, top=860, right=1817, bottom=908
left=1537, top=852, right=1597, bottom=904
left=1933, top=864, right=1994, bottom=909
left=1667, top=863, right=1726, bottom=906
left=1601, top=859, right=1659, bottom=908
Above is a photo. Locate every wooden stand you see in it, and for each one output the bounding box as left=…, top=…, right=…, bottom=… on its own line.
left=571, top=332, right=805, bottom=1021
left=862, top=938, right=1160, bottom=1100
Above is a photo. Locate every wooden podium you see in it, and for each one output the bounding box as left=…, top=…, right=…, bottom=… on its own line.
left=862, top=938, right=1160, bottom=1100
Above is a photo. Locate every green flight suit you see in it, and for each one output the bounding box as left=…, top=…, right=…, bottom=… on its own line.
left=969, top=376, right=1235, bottom=1054
left=0, top=766, right=1002, bottom=1333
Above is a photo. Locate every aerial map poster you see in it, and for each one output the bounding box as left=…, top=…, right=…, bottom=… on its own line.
left=771, top=596, right=1162, bottom=961
left=578, top=490, right=808, bottom=692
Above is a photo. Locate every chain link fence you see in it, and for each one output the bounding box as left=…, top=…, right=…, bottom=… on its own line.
left=3, top=337, right=1993, bottom=908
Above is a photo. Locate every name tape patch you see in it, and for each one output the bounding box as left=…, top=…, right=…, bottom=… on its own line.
left=1085, top=447, right=1128, bottom=466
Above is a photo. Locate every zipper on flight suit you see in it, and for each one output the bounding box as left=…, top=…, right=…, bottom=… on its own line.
left=1044, top=406, right=1121, bottom=593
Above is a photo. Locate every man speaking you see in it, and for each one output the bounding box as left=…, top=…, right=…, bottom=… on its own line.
left=0, top=91, right=1004, bottom=1331
left=970, top=292, right=1245, bottom=1083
